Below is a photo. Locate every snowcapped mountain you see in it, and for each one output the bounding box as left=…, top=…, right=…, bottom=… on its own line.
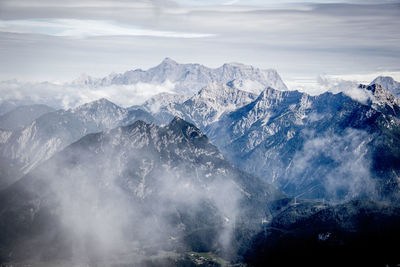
left=205, top=85, right=400, bottom=202
left=73, top=57, right=288, bottom=96
left=1, top=61, right=400, bottom=266
left=177, top=82, right=258, bottom=129
left=137, top=82, right=259, bottom=128
left=361, top=83, right=400, bottom=116
left=133, top=80, right=400, bottom=203
left=370, top=76, right=400, bottom=98
left=0, top=98, right=156, bottom=188
left=135, top=92, right=188, bottom=114
left=130, top=92, right=188, bottom=124
left=0, top=104, right=55, bottom=131
left=0, top=117, right=283, bottom=264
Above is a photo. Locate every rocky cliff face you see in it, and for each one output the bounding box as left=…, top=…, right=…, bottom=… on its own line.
left=370, top=76, right=400, bottom=98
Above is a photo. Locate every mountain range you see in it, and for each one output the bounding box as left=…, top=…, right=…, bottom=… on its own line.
left=0, top=117, right=284, bottom=265
left=0, top=99, right=156, bottom=189
left=133, top=71, right=400, bottom=202
left=0, top=59, right=400, bottom=265
left=71, top=57, right=288, bottom=96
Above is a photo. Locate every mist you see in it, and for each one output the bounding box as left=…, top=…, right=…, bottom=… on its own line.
left=289, top=128, right=377, bottom=202
left=0, top=79, right=176, bottom=109
left=0, top=119, right=257, bottom=265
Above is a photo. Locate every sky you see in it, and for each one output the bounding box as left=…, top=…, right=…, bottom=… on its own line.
left=0, top=0, right=399, bottom=87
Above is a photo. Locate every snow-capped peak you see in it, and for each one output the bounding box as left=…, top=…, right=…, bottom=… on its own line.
left=362, top=83, right=400, bottom=111
left=176, top=83, right=258, bottom=128
left=193, top=82, right=257, bottom=104
left=70, top=98, right=129, bottom=129
left=370, top=76, right=400, bottom=98
left=223, top=62, right=246, bottom=68
left=159, top=57, right=179, bottom=66
left=72, top=98, right=121, bottom=112
left=69, top=58, right=288, bottom=96
left=140, top=92, right=188, bottom=114
left=196, top=82, right=233, bottom=98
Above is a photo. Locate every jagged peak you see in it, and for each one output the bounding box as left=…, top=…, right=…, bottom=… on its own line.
left=254, top=87, right=306, bottom=103
left=140, top=92, right=188, bottom=113
left=89, top=98, right=116, bottom=106
left=169, top=116, right=188, bottom=126
left=370, top=76, right=400, bottom=97
left=362, top=83, right=386, bottom=94
left=125, top=119, right=152, bottom=129
left=370, top=76, right=397, bottom=85
left=196, top=82, right=258, bottom=100
left=221, top=62, right=277, bottom=73
left=120, top=119, right=161, bottom=136
left=257, top=86, right=280, bottom=97
left=194, top=82, right=255, bottom=102
left=221, top=62, right=258, bottom=72
left=72, top=98, right=122, bottom=112
left=168, top=116, right=200, bottom=131
left=168, top=116, right=206, bottom=141
left=67, top=58, right=287, bottom=94
left=223, top=62, right=246, bottom=68
left=159, top=57, right=179, bottom=66
left=152, top=91, right=179, bottom=97
left=359, top=83, right=400, bottom=111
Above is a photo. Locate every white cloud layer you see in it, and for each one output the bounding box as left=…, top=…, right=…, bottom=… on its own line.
left=286, top=71, right=400, bottom=99
left=0, top=19, right=215, bottom=38
left=0, top=80, right=176, bottom=109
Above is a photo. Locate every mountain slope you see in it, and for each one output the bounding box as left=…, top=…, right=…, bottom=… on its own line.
left=0, top=118, right=284, bottom=265
left=206, top=85, right=400, bottom=202
left=130, top=92, right=189, bottom=125
left=137, top=82, right=259, bottom=128
left=0, top=98, right=157, bottom=188
left=0, top=101, right=18, bottom=116
left=362, top=83, right=400, bottom=116
left=245, top=199, right=400, bottom=266
left=177, top=82, right=258, bottom=129
left=0, top=104, right=55, bottom=131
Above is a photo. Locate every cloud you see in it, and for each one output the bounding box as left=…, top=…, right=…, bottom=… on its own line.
left=290, top=129, right=377, bottom=201
left=0, top=0, right=399, bottom=82
left=0, top=79, right=176, bottom=109
left=20, top=126, right=244, bottom=262
left=316, top=75, right=374, bottom=104
left=286, top=74, right=387, bottom=104
left=0, top=19, right=215, bottom=38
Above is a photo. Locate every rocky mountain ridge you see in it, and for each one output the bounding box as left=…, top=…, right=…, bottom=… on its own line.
left=0, top=98, right=156, bottom=188
left=71, top=57, right=288, bottom=96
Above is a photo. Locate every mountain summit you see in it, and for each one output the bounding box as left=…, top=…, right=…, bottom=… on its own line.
left=370, top=76, right=400, bottom=98
left=72, top=58, right=288, bottom=95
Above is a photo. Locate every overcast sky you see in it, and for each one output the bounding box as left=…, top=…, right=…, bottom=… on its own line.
left=0, top=0, right=399, bottom=86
